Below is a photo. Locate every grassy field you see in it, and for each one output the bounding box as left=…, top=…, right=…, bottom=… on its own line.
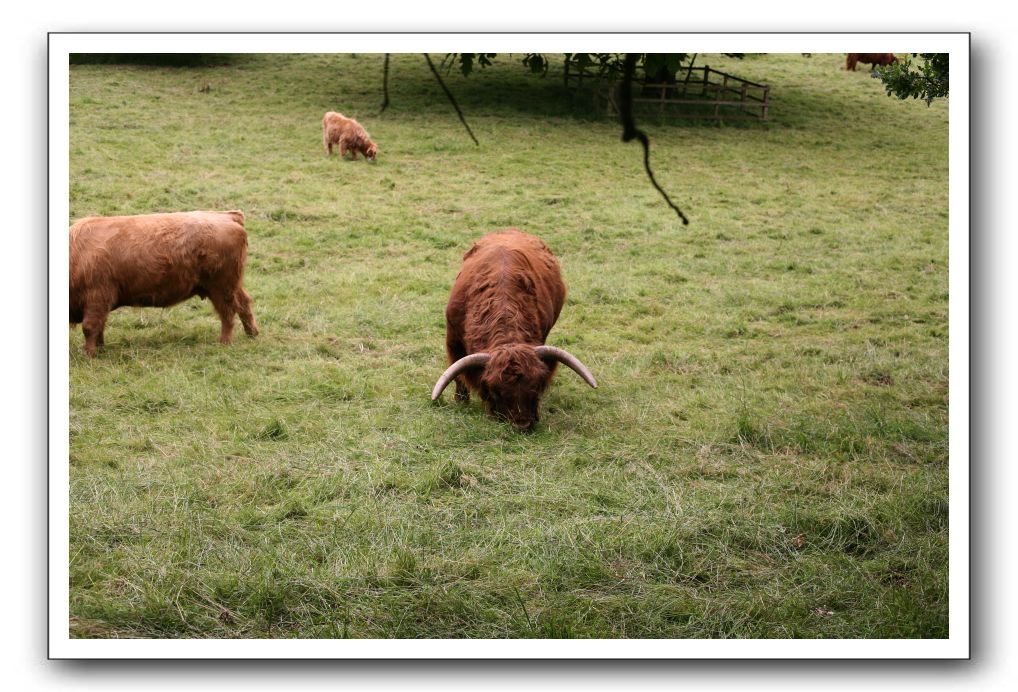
left=67, top=53, right=949, bottom=639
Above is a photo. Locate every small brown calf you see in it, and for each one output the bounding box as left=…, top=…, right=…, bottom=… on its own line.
left=322, top=111, right=378, bottom=161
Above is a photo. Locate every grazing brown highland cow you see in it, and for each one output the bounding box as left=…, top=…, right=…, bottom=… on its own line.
left=69, top=210, right=258, bottom=357
left=846, top=53, right=898, bottom=71
left=322, top=111, right=378, bottom=161
left=431, top=229, right=597, bottom=431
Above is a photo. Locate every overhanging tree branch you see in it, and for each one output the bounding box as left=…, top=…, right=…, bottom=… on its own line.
left=376, top=53, right=694, bottom=221
left=620, top=53, right=689, bottom=225
left=872, top=53, right=949, bottom=106
left=424, top=53, right=479, bottom=146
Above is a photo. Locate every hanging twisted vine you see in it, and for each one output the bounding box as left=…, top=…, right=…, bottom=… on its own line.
left=620, top=53, right=689, bottom=225
left=376, top=53, right=691, bottom=222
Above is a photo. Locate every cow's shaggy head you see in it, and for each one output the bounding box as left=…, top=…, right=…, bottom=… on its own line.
left=432, top=344, right=596, bottom=432
left=477, top=345, right=552, bottom=431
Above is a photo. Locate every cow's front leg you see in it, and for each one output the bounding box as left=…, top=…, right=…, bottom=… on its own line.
left=454, top=378, right=470, bottom=403
left=81, top=304, right=110, bottom=357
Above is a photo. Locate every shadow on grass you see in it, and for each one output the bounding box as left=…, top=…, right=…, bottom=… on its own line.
left=69, top=54, right=236, bottom=67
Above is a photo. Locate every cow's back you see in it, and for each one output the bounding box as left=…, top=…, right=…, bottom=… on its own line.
left=323, top=111, right=349, bottom=135
left=69, top=211, right=248, bottom=309
left=450, top=229, right=565, bottom=349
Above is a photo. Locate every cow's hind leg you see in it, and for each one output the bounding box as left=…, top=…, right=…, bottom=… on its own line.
left=235, top=289, right=259, bottom=337
left=210, top=291, right=238, bottom=344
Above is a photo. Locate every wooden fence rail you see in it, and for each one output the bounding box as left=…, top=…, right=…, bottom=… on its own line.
left=564, top=60, right=770, bottom=123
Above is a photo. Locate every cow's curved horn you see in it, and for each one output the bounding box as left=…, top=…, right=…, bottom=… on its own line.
left=534, top=346, right=598, bottom=389
left=431, top=353, right=491, bottom=400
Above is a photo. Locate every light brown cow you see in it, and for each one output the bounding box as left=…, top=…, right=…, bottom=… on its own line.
left=69, top=210, right=258, bottom=356
left=322, top=111, right=378, bottom=161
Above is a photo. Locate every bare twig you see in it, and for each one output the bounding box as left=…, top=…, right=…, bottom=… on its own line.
left=379, top=53, right=390, bottom=114
left=423, top=53, right=479, bottom=146
left=620, top=53, right=689, bottom=225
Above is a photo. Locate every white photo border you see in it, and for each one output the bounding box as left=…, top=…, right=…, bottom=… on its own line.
left=50, top=32, right=969, bottom=659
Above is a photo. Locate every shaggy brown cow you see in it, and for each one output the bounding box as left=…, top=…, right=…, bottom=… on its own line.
left=431, top=229, right=597, bottom=431
left=846, top=53, right=898, bottom=71
left=69, top=210, right=258, bottom=357
left=322, top=111, right=378, bottom=161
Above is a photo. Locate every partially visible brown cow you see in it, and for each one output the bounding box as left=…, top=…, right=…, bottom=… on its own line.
left=69, top=210, right=258, bottom=356
left=846, top=53, right=898, bottom=71
left=431, top=229, right=597, bottom=432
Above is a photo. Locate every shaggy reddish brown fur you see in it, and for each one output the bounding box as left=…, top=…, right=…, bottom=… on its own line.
left=69, top=210, right=258, bottom=357
left=322, top=111, right=378, bottom=161
left=846, top=53, right=898, bottom=71
left=443, top=229, right=569, bottom=431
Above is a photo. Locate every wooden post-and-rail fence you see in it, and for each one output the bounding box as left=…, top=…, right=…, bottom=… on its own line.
left=564, top=60, right=771, bottom=123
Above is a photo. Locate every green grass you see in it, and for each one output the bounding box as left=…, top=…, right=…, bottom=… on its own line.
left=68, top=53, right=949, bottom=639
